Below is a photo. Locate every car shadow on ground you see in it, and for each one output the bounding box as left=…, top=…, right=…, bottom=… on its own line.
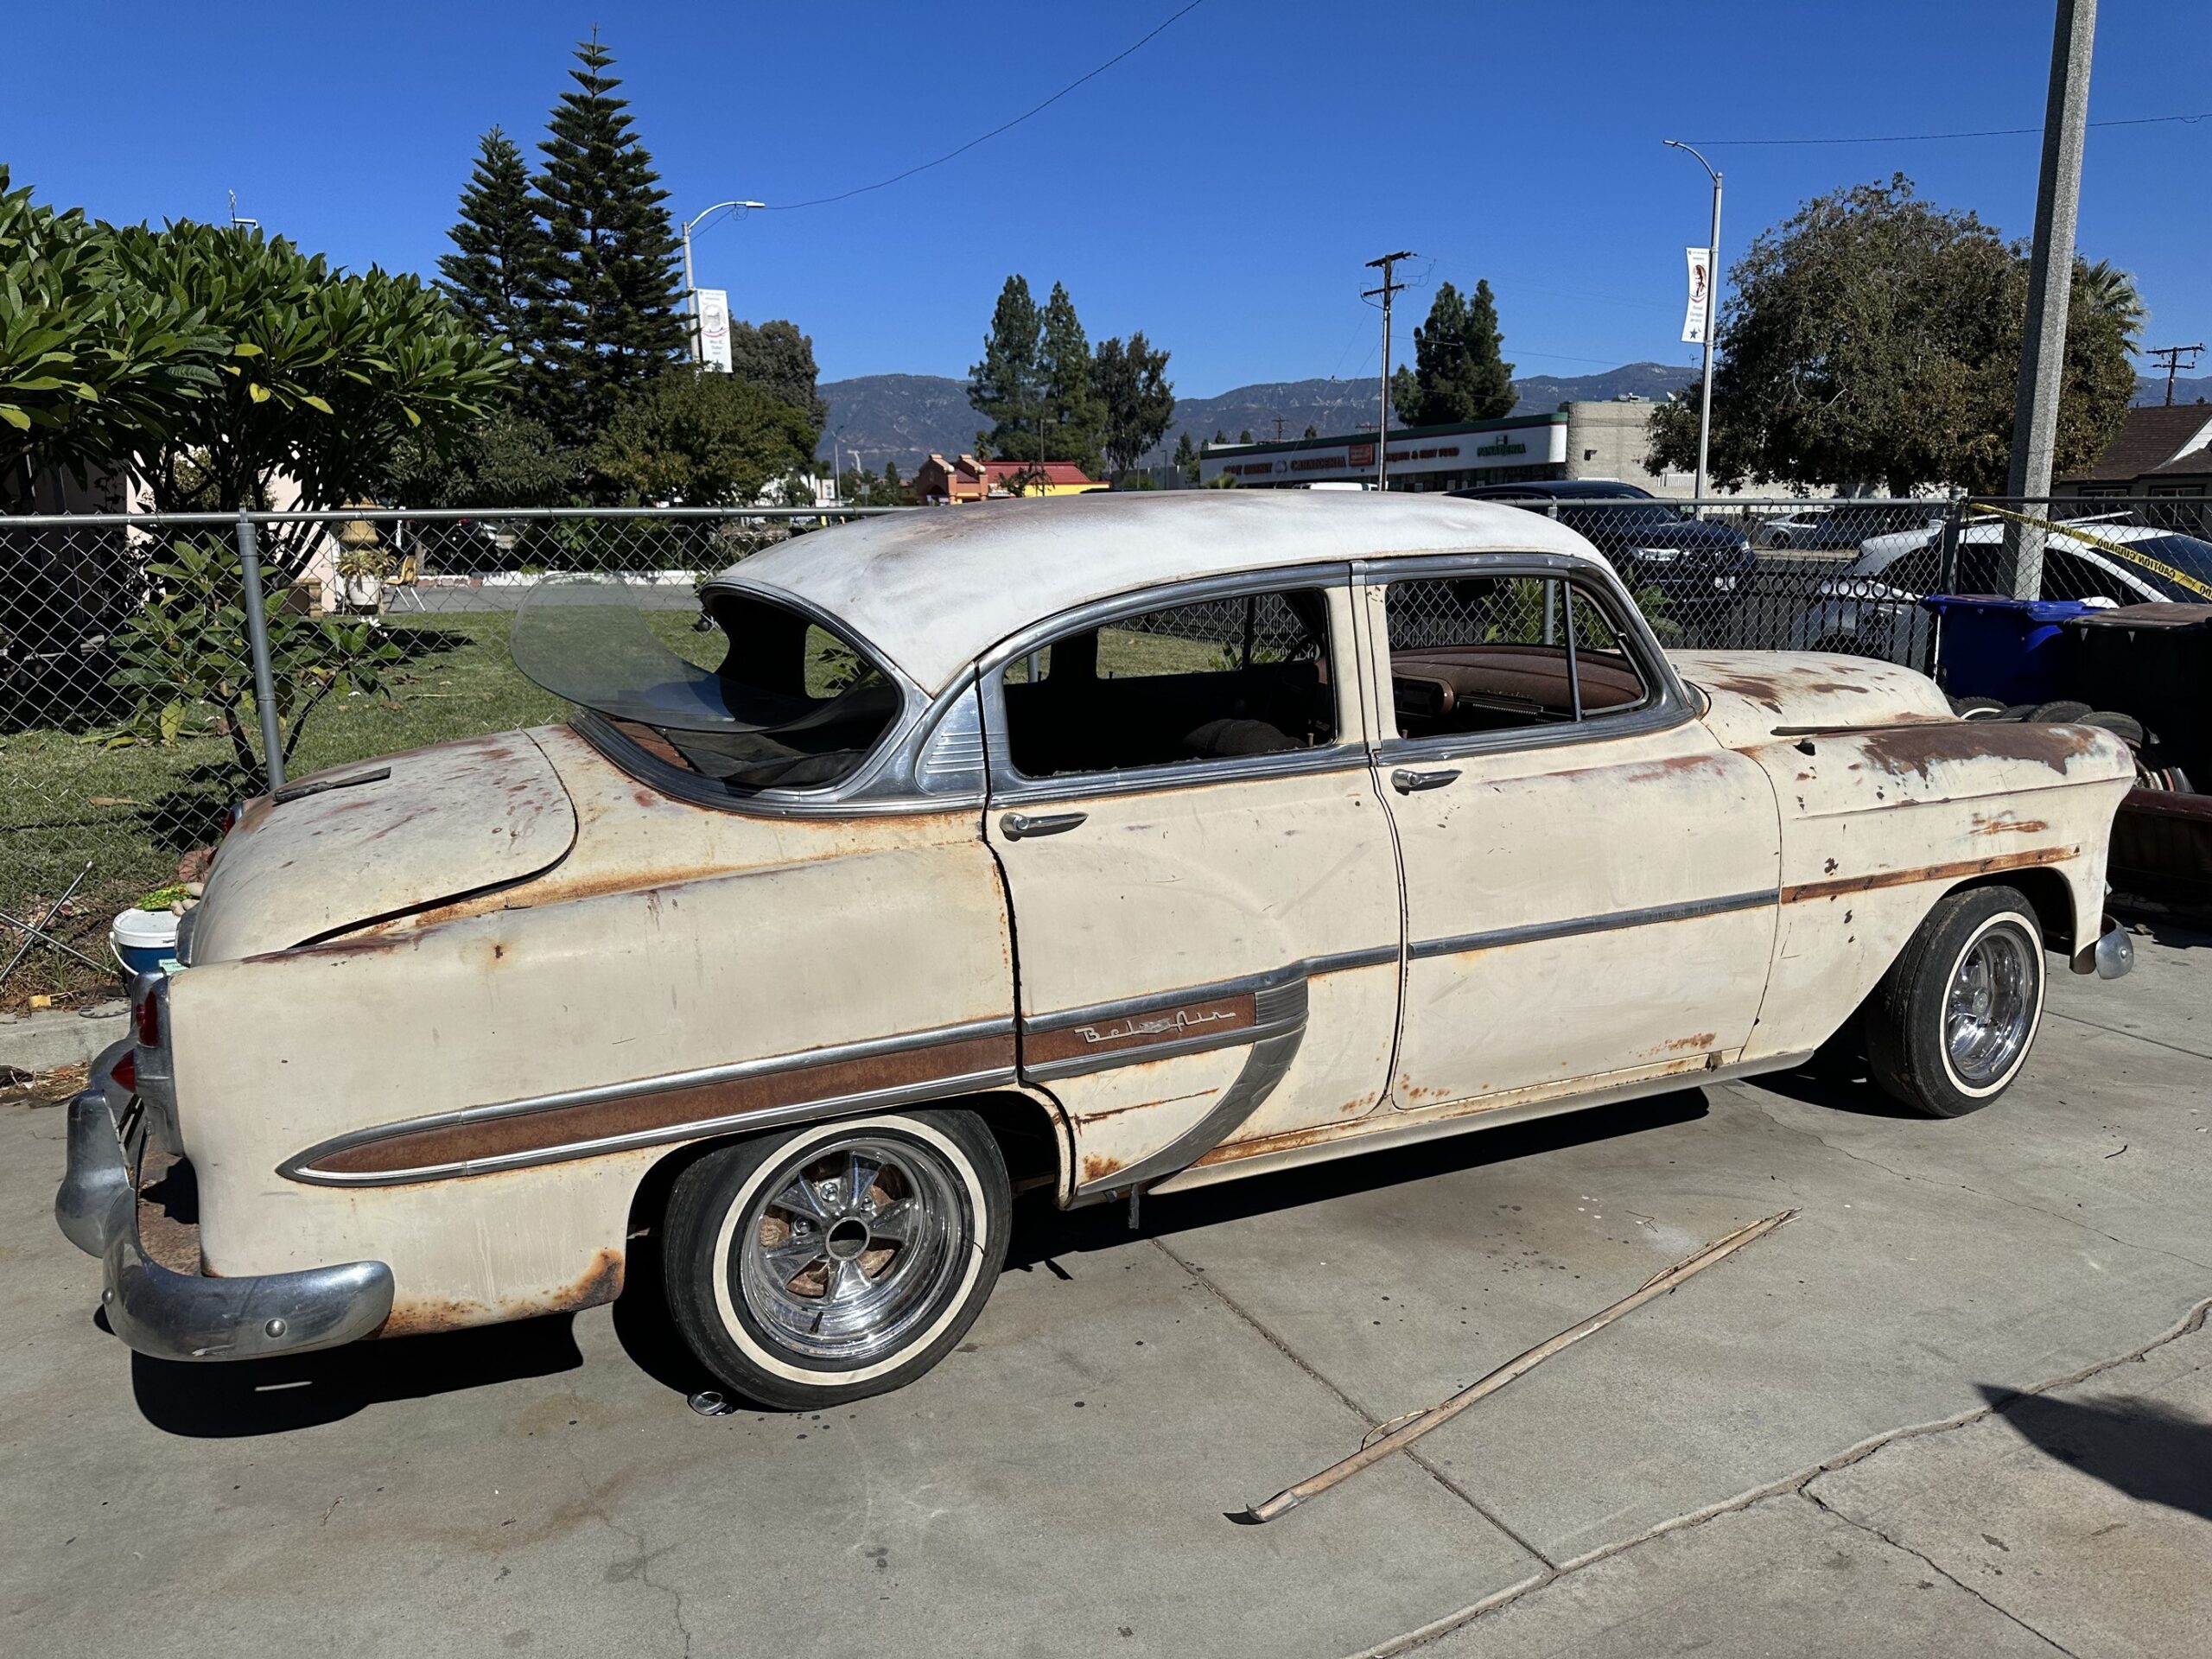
left=125, top=1311, right=583, bottom=1438
left=1004, top=1090, right=1714, bottom=1272
left=1975, top=1382, right=2212, bottom=1523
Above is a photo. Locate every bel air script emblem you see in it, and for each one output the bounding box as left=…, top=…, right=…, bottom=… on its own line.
left=1075, top=1007, right=1240, bottom=1046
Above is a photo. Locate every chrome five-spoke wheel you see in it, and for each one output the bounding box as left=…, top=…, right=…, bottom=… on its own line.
left=1866, top=885, right=2046, bottom=1117
left=1944, top=924, right=2036, bottom=1090
left=663, top=1110, right=1011, bottom=1408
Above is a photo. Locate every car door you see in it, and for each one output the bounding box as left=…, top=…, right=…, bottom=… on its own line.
left=980, top=569, right=1403, bottom=1198
left=1359, top=556, right=1780, bottom=1112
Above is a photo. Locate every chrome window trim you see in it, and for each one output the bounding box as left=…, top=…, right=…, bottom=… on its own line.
left=976, top=562, right=1368, bottom=805
left=569, top=577, right=995, bottom=819
left=1354, top=550, right=1700, bottom=766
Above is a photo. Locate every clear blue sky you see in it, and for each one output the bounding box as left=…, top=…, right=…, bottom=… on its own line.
left=7, top=1, right=2207, bottom=395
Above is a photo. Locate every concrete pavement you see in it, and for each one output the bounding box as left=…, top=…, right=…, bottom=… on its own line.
left=3, top=927, right=2207, bottom=1657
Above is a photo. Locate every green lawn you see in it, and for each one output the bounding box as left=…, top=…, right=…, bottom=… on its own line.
left=2, top=611, right=600, bottom=1007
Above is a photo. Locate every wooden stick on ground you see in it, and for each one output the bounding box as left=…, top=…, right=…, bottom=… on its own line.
left=1237, top=1209, right=1798, bottom=1525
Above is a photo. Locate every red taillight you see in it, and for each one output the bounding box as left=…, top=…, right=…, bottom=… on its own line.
left=112, top=1052, right=137, bottom=1091
left=135, top=993, right=162, bottom=1049
left=219, top=801, right=243, bottom=837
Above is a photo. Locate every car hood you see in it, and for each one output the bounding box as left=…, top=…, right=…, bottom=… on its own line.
left=188, top=731, right=578, bottom=963
left=1669, top=648, right=1952, bottom=747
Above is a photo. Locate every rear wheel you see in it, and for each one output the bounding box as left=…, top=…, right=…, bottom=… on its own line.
left=662, top=1110, right=1010, bottom=1408
left=1865, top=886, right=2045, bottom=1117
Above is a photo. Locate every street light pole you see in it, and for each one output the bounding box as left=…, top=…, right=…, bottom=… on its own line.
left=1663, top=141, right=1722, bottom=509
left=679, top=199, right=766, bottom=364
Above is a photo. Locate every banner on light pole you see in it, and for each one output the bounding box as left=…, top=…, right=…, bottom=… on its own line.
left=1681, top=248, right=1713, bottom=346
left=696, top=289, right=733, bottom=372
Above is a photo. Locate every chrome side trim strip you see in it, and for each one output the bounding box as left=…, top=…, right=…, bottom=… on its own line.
left=1071, top=1027, right=1308, bottom=1198
left=1305, top=943, right=1402, bottom=976
left=1021, top=968, right=1310, bottom=1082
left=1408, top=890, right=1774, bottom=962
left=278, top=1016, right=1018, bottom=1187
left=284, top=1067, right=1024, bottom=1188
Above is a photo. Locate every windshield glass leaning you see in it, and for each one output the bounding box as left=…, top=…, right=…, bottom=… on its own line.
left=511, top=579, right=903, bottom=791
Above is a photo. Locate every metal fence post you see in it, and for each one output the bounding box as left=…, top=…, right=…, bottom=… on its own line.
left=234, top=509, right=286, bottom=793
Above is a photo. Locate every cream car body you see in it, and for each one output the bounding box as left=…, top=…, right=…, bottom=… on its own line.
left=56, top=493, right=2136, bottom=1377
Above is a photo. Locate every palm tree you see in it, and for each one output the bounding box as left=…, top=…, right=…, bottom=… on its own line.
left=2079, top=258, right=2146, bottom=352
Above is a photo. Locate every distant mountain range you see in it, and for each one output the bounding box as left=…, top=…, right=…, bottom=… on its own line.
left=818, top=363, right=2212, bottom=473
left=820, top=362, right=1700, bottom=471
left=2135, top=374, right=2212, bottom=408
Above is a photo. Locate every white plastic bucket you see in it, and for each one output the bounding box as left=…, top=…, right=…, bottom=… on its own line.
left=111, top=908, right=181, bottom=976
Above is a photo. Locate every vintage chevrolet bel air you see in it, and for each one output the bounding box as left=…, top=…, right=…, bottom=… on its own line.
left=57, top=493, right=2137, bottom=1406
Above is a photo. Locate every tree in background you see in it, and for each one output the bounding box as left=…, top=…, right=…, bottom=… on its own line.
left=969, top=276, right=1044, bottom=460
left=110, top=222, right=505, bottom=571
left=1303, top=424, right=1319, bottom=439
left=525, top=33, right=687, bottom=453
left=587, top=366, right=815, bottom=506
left=1039, top=283, right=1103, bottom=474
left=2079, top=258, right=2146, bottom=356
left=436, top=128, right=544, bottom=354
left=1648, top=176, right=2134, bottom=495
left=728, top=318, right=828, bottom=439
left=381, top=410, right=571, bottom=509
left=1090, top=333, right=1175, bottom=479
left=0, top=167, right=227, bottom=512
left=1394, top=280, right=1515, bottom=428
left=1173, top=431, right=1198, bottom=484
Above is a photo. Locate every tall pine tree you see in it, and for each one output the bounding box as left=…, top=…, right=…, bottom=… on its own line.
left=526, top=33, right=687, bottom=450
left=1401, top=279, right=1516, bottom=426
left=968, top=275, right=1043, bottom=460
left=1039, top=282, right=1103, bottom=473
left=436, top=127, right=545, bottom=359
left=1091, top=332, right=1176, bottom=478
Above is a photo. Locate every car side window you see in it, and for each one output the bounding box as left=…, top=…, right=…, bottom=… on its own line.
left=1001, top=588, right=1336, bottom=779
left=1383, top=574, right=1651, bottom=741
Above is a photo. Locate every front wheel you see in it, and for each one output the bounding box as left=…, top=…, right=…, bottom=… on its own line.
left=1865, top=886, right=2046, bottom=1117
left=662, top=1109, right=1010, bottom=1408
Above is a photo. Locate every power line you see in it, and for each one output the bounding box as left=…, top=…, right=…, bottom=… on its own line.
left=1682, top=108, right=2211, bottom=147
left=2147, top=343, right=2205, bottom=406
left=760, top=1, right=1205, bottom=212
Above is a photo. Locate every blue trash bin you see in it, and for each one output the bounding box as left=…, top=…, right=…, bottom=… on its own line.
left=1918, top=594, right=2097, bottom=704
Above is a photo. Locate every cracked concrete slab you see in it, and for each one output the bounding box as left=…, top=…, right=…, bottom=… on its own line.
left=1, top=1155, right=1532, bottom=1659
left=1139, top=966, right=2209, bottom=1567
left=1808, top=1314, right=2212, bottom=1659
left=1408, top=1492, right=2064, bottom=1658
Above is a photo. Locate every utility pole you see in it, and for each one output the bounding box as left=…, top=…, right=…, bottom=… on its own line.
left=2148, top=343, right=2204, bottom=405
left=1364, top=251, right=1415, bottom=490
left=1663, top=142, right=1723, bottom=509
left=2005, top=0, right=2097, bottom=600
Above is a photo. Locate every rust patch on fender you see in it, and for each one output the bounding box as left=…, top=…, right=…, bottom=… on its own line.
left=1663, top=1033, right=1717, bottom=1052
left=372, top=1246, right=626, bottom=1338
left=1079, top=1153, right=1125, bottom=1184
left=1781, top=844, right=2076, bottom=904
left=1972, top=812, right=2050, bottom=837
left=1856, top=721, right=2097, bottom=781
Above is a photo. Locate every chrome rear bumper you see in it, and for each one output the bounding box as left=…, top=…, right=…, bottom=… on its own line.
left=54, top=1044, right=394, bottom=1362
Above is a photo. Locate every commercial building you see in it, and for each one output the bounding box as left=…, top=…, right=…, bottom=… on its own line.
left=1196, top=401, right=1699, bottom=496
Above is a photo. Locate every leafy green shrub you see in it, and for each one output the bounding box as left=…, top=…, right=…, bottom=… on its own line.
left=92, top=537, right=402, bottom=787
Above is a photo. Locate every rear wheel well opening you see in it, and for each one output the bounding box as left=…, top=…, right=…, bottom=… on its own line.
left=625, top=1091, right=1067, bottom=1245
left=1956, top=867, right=2073, bottom=955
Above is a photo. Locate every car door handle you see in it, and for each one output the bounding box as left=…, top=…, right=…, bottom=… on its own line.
left=1391, top=768, right=1461, bottom=794
left=1001, top=810, right=1087, bottom=841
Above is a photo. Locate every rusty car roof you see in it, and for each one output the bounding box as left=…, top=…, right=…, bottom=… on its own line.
left=705, top=491, right=1611, bottom=693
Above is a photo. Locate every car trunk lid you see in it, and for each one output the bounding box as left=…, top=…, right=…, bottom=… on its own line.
left=188, top=732, right=578, bottom=962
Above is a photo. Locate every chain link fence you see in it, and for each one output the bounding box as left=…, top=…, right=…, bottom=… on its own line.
left=7, top=493, right=2209, bottom=1006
